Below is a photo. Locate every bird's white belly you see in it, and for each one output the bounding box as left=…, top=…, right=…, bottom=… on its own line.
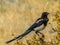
left=34, top=24, right=45, bottom=31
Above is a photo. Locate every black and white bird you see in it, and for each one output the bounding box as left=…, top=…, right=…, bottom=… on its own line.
left=6, top=12, right=49, bottom=44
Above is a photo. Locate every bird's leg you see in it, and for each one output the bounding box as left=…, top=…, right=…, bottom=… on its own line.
left=35, top=31, right=44, bottom=38
left=35, top=31, right=39, bottom=36
left=16, top=40, right=20, bottom=45
left=35, top=31, right=44, bottom=41
left=35, top=31, right=45, bottom=45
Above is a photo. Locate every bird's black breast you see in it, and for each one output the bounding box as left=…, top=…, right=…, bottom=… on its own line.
left=43, top=18, right=49, bottom=26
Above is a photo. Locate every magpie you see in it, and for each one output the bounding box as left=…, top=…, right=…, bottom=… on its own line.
left=6, top=12, right=49, bottom=44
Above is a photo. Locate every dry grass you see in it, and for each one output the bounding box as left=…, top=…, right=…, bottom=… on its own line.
left=0, top=0, right=60, bottom=45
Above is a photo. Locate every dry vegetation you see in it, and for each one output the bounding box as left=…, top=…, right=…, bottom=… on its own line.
left=0, top=0, right=60, bottom=45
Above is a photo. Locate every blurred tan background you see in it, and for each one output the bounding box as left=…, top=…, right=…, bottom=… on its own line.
left=0, top=0, right=60, bottom=45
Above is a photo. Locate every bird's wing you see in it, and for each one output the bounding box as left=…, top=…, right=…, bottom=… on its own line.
left=28, top=18, right=44, bottom=30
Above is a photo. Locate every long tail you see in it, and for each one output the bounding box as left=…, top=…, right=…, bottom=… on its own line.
left=6, top=29, right=32, bottom=44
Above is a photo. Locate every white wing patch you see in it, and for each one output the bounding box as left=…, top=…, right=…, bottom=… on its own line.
left=34, top=24, right=45, bottom=31
left=36, top=19, right=43, bottom=23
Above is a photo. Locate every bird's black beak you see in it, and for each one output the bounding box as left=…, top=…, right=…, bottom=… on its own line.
left=47, top=13, right=49, bottom=15
left=46, top=13, right=49, bottom=16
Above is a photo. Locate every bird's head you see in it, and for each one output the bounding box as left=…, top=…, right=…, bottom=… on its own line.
left=41, top=12, right=49, bottom=18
